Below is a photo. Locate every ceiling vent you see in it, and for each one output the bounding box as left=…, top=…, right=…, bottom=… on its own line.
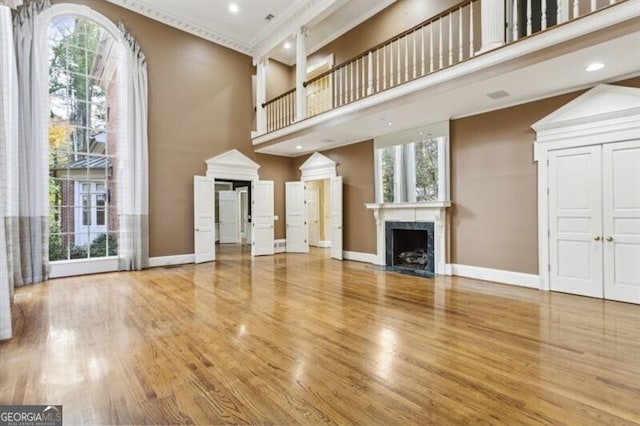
left=264, top=13, right=275, bottom=21
left=487, top=90, right=510, bottom=100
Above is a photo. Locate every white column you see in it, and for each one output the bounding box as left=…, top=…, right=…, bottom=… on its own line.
left=254, top=57, right=267, bottom=134
left=479, top=0, right=506, bottom=53
left=295, top=27, right=307, bottom=122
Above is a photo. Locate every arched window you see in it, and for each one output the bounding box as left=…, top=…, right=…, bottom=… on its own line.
left=47, top=10, right=121, bottom=262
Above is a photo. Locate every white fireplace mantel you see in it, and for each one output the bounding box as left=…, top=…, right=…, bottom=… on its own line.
left=365, top=202, right=451, bottom=274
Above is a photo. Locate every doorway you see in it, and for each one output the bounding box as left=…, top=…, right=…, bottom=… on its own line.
left=215, top=179, right=251, bottom=245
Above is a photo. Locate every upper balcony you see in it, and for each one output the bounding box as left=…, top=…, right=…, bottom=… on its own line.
left=251, top=0, right=640, bottom=156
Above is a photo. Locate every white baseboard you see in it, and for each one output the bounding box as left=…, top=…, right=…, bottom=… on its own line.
left=149, top=254, right=195, bottom=268
left=49, top=257, right=119, bottom=278
left=343, top=251, right=377, bottom=264
left=316, top=240, right=331, bottom=248
left=450, top=264, right=541, bottom=289
left=274, top=239, right=286, bottom=254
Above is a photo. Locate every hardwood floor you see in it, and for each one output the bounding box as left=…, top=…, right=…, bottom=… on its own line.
left=1, top=246, right=639, bottom=425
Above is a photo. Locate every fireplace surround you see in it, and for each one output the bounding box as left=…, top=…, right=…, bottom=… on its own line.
left=365, top=202, right=451, bottom=275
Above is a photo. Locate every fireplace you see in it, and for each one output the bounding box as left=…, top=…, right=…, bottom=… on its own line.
left=385, top=221, right=434, bottom=276
left=365, top=201, right=450, bottom=275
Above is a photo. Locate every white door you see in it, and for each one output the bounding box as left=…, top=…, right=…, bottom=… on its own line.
left=549, top=146, right=603, bottom=298
left=252, top=180, right=274, bottom=256
left=219, top=190, right=238, bottom=243
left=286, top=182, right=308, bottom=253
left=307, top=188, right=320, bottom=247
left=330, top=176, right=343, bottom=260
left=194, top=176, right=215, bottom=263
left=602, top=140, right=640, bottom=303
left=236, top=187, right=249, bottom=243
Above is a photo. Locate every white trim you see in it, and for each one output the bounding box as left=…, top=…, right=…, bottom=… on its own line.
left=49, top=257, right=119, bottom=279
left=205, top=149, right=261, bottom=182
left=532, top=84, right=640, bottom=291
left=149, top=254, right=195, bottom=268
left=343, top=251, right=376, bottom=264
left=299, top=152, right=337, bottom=181
left=316, top=240, right=331, bottom=248
left=274, top=239, right=286, bottom=253
left=450, top=264, right=541, bottom=289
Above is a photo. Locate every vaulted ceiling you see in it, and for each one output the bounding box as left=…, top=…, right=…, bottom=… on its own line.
left=105, top=0, right=394, bottom=63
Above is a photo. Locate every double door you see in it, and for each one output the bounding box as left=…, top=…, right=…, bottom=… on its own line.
left=549, top=140, right=640, bottom=303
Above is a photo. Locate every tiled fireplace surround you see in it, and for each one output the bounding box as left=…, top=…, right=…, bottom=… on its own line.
left=365, top=202, right=451, bottom=275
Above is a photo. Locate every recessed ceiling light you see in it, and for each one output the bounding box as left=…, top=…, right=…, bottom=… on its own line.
left=296, top=145, right=302, bottom=150
left=585, top=62, right=604, bottom=72
left=229, top=3, right=239, bottom=13
left=284, top=41, right=291, bottom=50
left=387, top=121, right=393, bottom=126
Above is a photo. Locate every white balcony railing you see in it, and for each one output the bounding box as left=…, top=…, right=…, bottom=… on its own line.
left=261, top=0, right=624, bottom=134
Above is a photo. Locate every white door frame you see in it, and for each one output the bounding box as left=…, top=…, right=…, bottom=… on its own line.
left=532, top=84, right=640, bottom=291
left=299, top=152, right=342, bottom=256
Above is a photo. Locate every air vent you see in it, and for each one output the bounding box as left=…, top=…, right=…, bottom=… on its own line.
left=264, top=13, right=275, bottom=21
left=487, top=90, right=510, bottom=100
left=320, top=138, right=335, bottom=143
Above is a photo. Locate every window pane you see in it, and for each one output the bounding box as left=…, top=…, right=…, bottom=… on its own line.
left=414, top=139, right=438, bottom=202
left=380, top=146, right=395, bottom=203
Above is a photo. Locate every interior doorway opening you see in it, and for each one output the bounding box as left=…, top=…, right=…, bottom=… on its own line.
left=214, top=179, right=251, bottom=246
left=305, top=179, right=331, bottom=249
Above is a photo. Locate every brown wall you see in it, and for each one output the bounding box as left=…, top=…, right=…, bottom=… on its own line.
left=56, top=0, right=287, bottom=256
left=266, top=59, right=295, bottom=101
left=293, top=141, right=377, bottom=254
left=450, top=77, right=640, bottom=274
left=255, top=154, right=296, bottom=239
left=308, top=0, right=459, bottom=66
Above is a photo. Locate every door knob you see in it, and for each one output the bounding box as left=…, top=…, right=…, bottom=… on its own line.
left=606, top=236, right=613, bottom=242
left=593, top=236, right=601, bottom=241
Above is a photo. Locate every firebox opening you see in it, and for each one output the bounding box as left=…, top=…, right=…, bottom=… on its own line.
left=385, top=221, right=435, bottom=277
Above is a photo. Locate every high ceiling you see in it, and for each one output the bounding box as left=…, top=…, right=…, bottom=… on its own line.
left=106, top=0, right=394, bottom=61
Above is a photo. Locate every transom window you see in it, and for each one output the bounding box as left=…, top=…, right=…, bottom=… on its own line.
left=374, top=121, right=450, bottom=203
left=48, top=15, right=119, bottom=261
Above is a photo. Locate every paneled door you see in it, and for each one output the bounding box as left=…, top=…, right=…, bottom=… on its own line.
left=549, top=146, right=603, bottom=298
left=330, top=176, right=343, bottom=260
left=549, top=141, right=640, bottom=303
left=602, top=140, right=640, bottom=303
left=285, top=182, right=308, bottom=253
left=194, top=176, right=215, bottom=263
left=252, top=180, right=274, bottom=256
left=218, top=190, right=238, bottom=243
left=307, top=188, right=320, bottom=247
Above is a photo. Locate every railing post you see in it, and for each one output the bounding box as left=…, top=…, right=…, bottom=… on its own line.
left=367, top=51, right=374, bottom=95
left=295, top=26, right=307, bottom=122
left=478, top=0, right=506, bottom=53
left=254, top=57, right=267, bottom=134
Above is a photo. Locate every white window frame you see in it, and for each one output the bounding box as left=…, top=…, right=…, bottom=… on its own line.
left=374, top=120, right=451, bottom=203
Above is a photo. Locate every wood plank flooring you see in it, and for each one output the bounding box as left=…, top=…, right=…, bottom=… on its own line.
left=1, top=245, right=639, bottom=425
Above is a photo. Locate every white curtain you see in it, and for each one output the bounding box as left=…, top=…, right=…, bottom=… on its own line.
left=118, top=23, right=149, bottom=271
left=0, top=4, right=17, bottom=340
left=11, top=0, right=50, bottom=287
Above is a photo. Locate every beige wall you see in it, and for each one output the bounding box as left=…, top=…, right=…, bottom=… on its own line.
left=255, top=154, right=296, bottom=240
left=265, top=59, right=295, bottom=102
left=293, top=142, right=377, bottom=254
left=56, top=0, right=293, bottom=256
left=308, top=0, right=459, bottom=66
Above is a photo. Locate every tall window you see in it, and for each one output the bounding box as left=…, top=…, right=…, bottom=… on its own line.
left=375, top=122, right=449, bottom=203
left=48, top=15, right=119, bottom=261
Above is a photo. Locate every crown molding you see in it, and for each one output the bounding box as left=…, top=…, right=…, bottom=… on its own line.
left=106, top=0, right=254, bottom=55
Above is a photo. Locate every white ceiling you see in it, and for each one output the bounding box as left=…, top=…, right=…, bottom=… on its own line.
left=106, top=0, right=394, bottom=60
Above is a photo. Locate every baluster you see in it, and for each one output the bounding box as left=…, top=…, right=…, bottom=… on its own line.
left=573, top=0, right=579, bottom=18
left=439, top=18, right=443, bottom=69
left=383, top=45, right=387, bottom=89
left=470, top=1, right=474, bottom=56
left=376, top=49, right=380, bottom=93
left=591, top=0, right=596, bottom=12
left=350, top=62, right=354, bottom=102
left=355, top=59, right=359, bottom=100
left=362, top=56, right=366, bottom=98
left=513, top=0, right=519, bottom=41
left=458, top=7, right=463, bottom=61
left=368, top=52, right=374, bottom=95
left=413, top=31, right=417, bottom=79
left=343, top=67, right=347, bottom=106
left=527, top=0, right=532, bottom=36
left=421, top=25, right=425, bottom=75
left=390, top=42, right=394, bottom=86
left=542, top=0, right=547, bottom=30
left=448, top=12, right=453, bottom=65
left=430, top=24, right=434, bottom=72
left=397, top=38, right=401, bottom=83
left=405, top=35, right=409, bottom=82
